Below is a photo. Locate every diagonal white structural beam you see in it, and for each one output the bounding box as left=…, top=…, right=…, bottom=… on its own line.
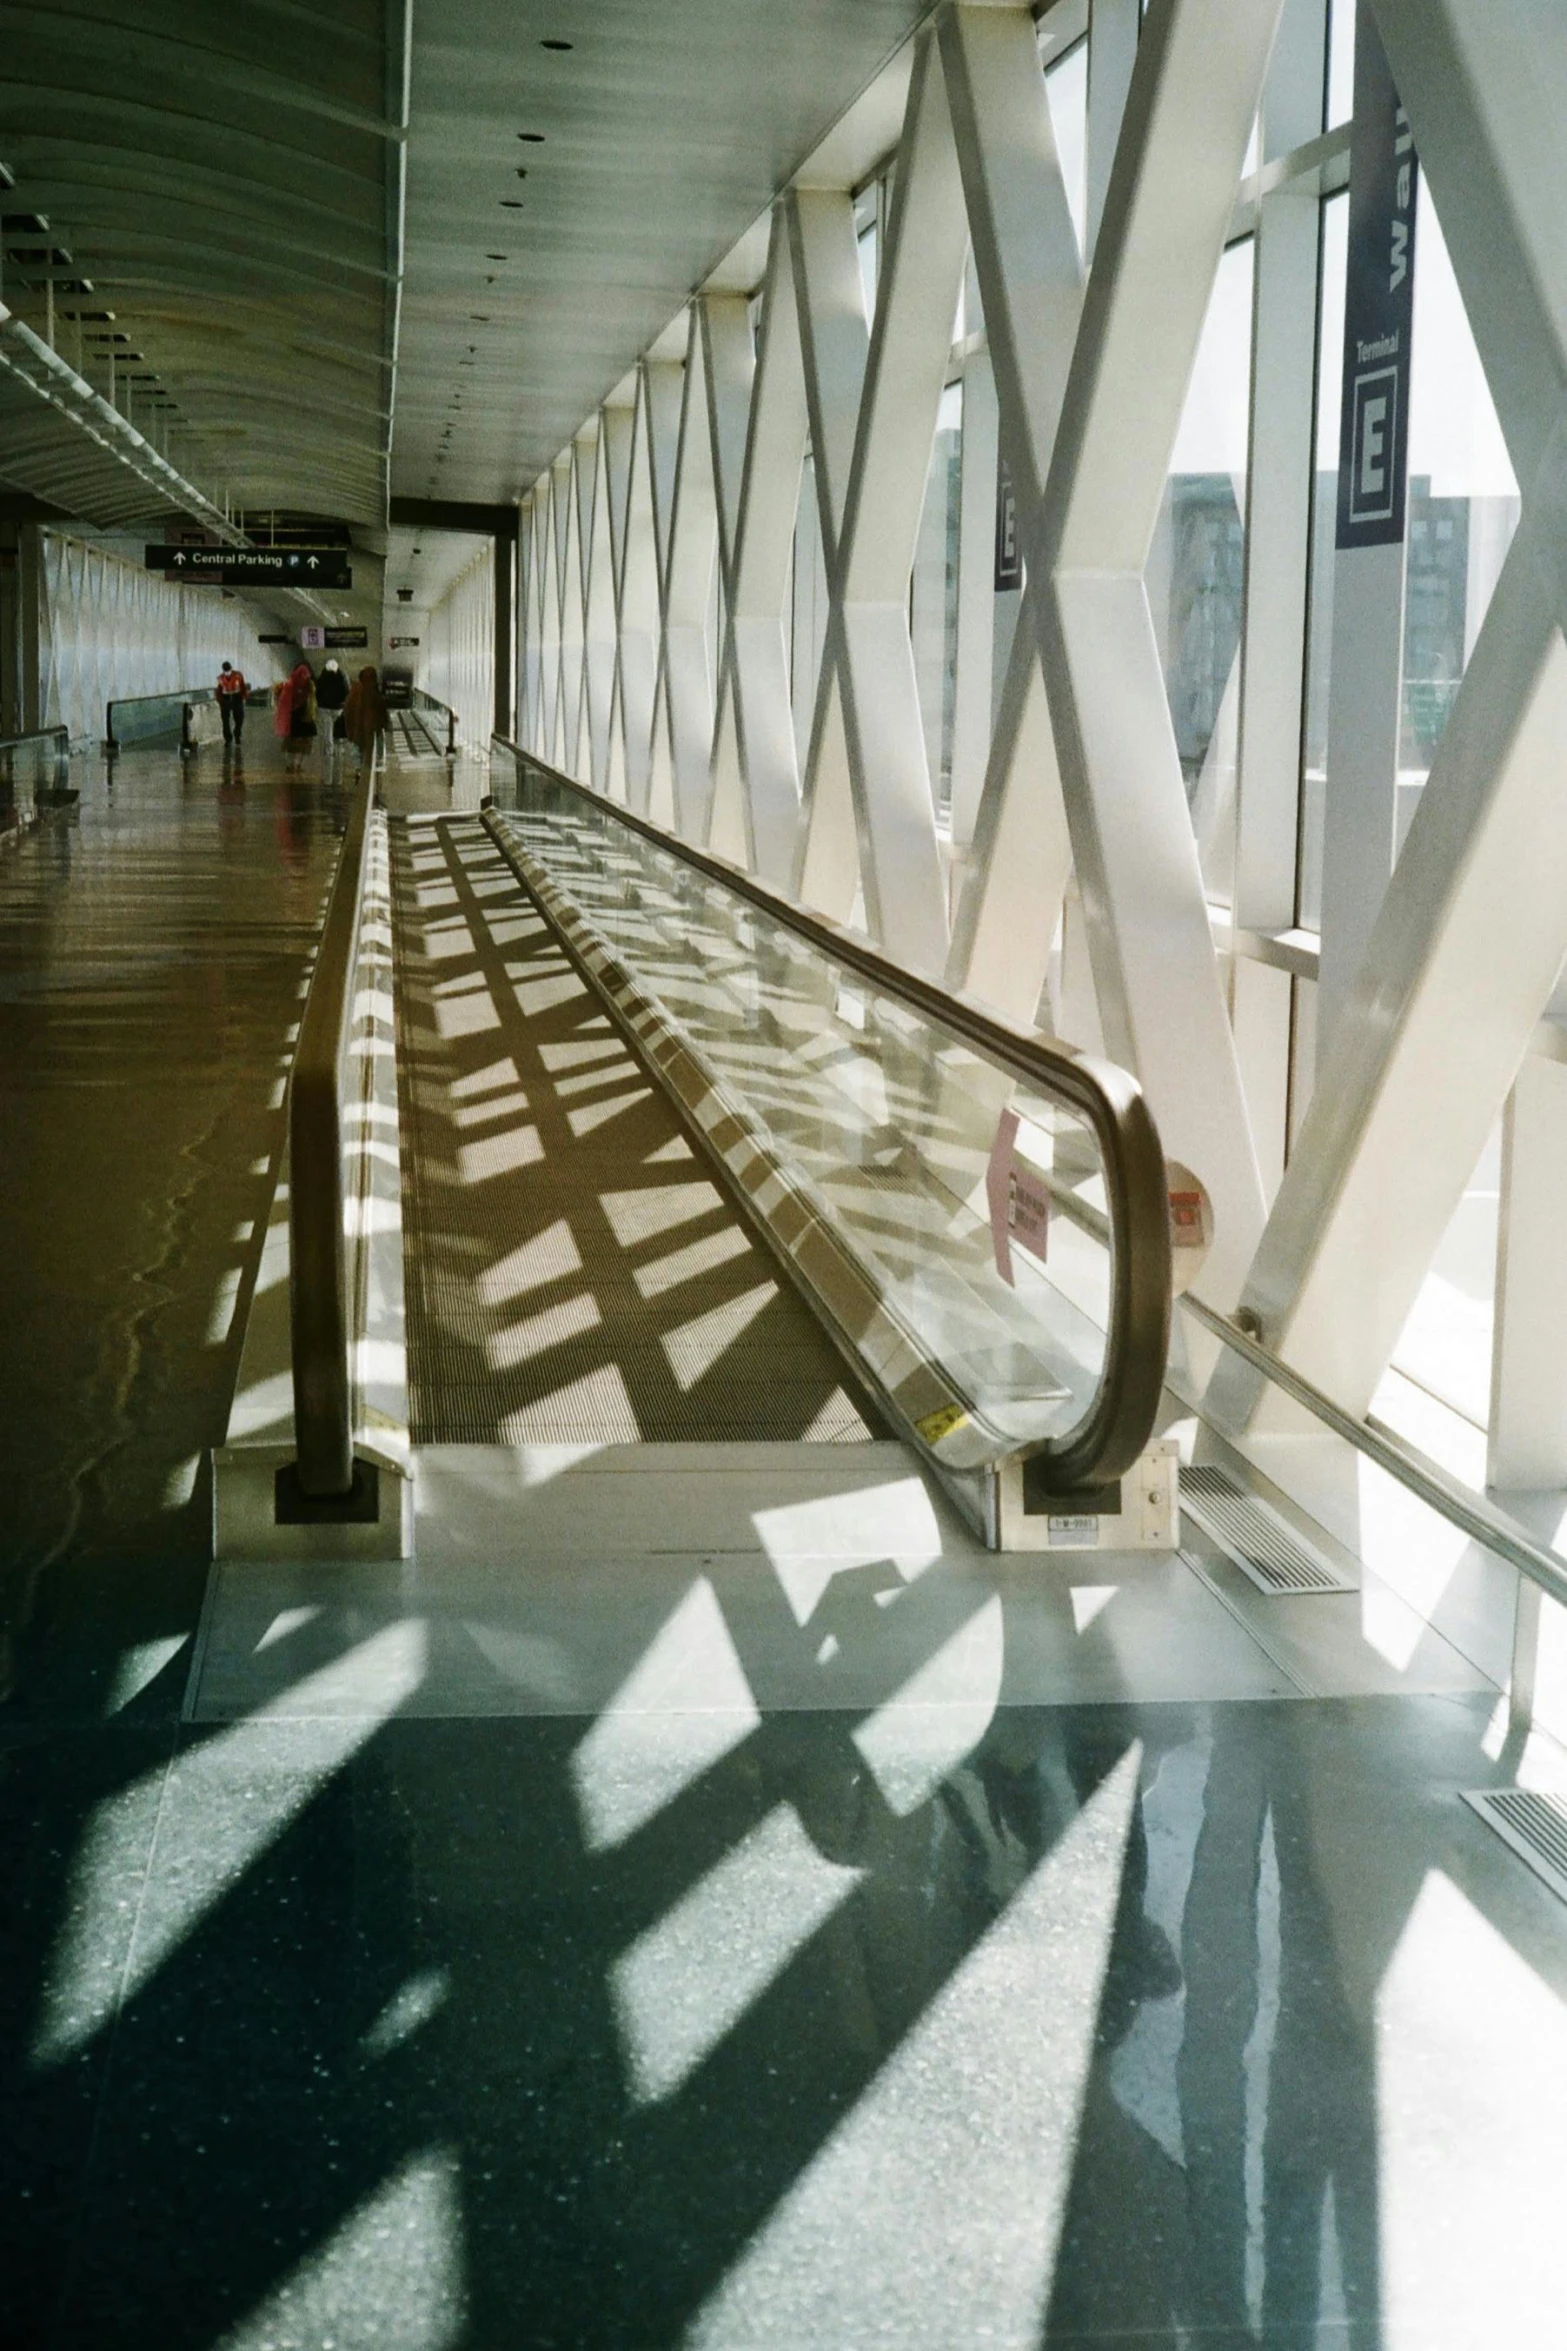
left=790, top=183, right=873, bottom=926
left=709, top=217, right=807, bottom=882
left=617, top=362, right=676, bottom=813
left=1213, top=0, right=1567, bottom=1421
left=940, top=0, right=1084, bottom=1024
left=660, top=311, right=721, bottom=842
left=582, top=425, right=616, bottom=792
left=793, top=34, right=961, bottom=975
left=1033, top=0, right=1279, bottom=1308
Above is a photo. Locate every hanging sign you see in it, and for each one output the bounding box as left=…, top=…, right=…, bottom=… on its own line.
left=144, top=546, right=353, bottom=587
left=1335, top=0, right=1419, bottom=550
left=986, top=1109, right=1051, bottom=1288
left=324, top=626, right=368, bottom=649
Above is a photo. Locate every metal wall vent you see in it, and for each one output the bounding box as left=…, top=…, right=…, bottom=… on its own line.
left=1180, top=1464, right=1357, bottom=1596
left=1462, top=1789, right=1567, bottom=1906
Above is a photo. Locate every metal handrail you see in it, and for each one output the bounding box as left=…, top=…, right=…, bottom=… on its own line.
left=105, top=686, right=216, bottom=751
left=0, top=724, right=70, bottom=765
left=491, top=739, right=1173, bottom=1492
left=409, top=687, right=457, bottom=755
left=1180, top=1293, right=1567, bottom=1613
left=0, top=725, right=71, bottom=811
left=287, top=763, right=376, bottom=1496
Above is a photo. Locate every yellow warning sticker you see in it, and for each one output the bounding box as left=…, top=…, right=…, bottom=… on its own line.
left=914, top=1402, right=969, bottom=1447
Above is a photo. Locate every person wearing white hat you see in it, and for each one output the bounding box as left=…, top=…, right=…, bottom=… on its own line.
left=315, top=656, right=350, bottom=768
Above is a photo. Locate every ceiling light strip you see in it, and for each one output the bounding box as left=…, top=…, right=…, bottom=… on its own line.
left=0, top=305, right=246, bottom=543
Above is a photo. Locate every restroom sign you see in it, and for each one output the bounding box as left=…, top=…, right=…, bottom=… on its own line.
left=1336, top=0, right=1418, bottom=549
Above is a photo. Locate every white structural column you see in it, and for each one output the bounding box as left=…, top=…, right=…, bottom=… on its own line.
left=600, top=399, right=635, bottom=800
left=946, top=339, right=997, bottom=867
left=617, top=365, right=672, bottom=811
left=518, top=498, right=541, bottom=750
left=554, top=450, right=584, bottom=773
left=823, top=30, right=965, bottom=975
left=537, top=470, right=562, bottom=763
left=1214, top=0, right=1567, bottom=1420
left=1491, top=1055, right=1567, bottom=1488
left=941, top=1, right=1084, bottom=1024
left=1232, top=0, right=1328, bottom=1192
left=701, top=289, right=758, bottom=863
left=709, top=217, right=808, bottom=883
left=581, top=427, right=616, bottom=792
left=789, top=184, right=872, bottom=926
left=658, top=314, right=719, bottom=841
left=1037, top=0, right=1277, bottom=1308
left=1316, top=549, right=1408, bottom=1056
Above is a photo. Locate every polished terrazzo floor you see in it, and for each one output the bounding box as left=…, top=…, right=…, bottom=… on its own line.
left=4, top=744, right=1567, bottom=2349
left=5, top=1690, right=1567, bottom=2348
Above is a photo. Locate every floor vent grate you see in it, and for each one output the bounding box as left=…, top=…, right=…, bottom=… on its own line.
left=1462, top=1789, right=1567, bottom=1906
left=1180, top=1464, right=1357, bottom=1596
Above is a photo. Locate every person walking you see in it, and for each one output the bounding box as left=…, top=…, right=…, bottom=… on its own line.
left=272, top=660, right=317, bottom=768
left=215, top=660, right=248, bottom=746
left=315, top=656, right=350, bottom=766
left=341, top=664, right=389, bottom=774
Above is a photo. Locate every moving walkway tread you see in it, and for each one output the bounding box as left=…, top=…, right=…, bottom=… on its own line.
left=389, top=815, right=885, bottom=1446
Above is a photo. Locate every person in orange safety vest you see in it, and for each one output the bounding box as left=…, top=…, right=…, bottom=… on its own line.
left=215, top=660, right=248, bottom=745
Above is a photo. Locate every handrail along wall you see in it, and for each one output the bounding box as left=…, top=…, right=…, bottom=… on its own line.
left=288, top=765, right=376, bottom=1496
left=491, top=739, right=1173, bottom=1494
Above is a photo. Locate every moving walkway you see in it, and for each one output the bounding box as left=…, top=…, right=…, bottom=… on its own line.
left=213, top=719, right=1567, bottom=1718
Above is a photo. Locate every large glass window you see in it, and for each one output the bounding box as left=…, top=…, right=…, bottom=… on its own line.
left=911, top=381, right=963, bottom=819
left=1326, top=0, right=1356, bottom=129
left=1297, top=191, right=1348, bottom=933
left=1147, top=236, right=1255, bottom=908
left=1044, top=38, right=1088, bottom=261
left=1298, top=178, right=1518, bottom=928
left=1398, top=181, right=1520, bottom=801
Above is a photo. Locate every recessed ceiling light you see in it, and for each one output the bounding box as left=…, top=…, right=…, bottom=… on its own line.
left=540, top=38, right=572, bottom=51
left=486, top=252, right=507, bottom=261
left=470, top=314, right=490, bottom=322
left=515, top=167, right=528, bottom=179
left=501, top=199, right=524, bottom=209
left=517, top=131, right=545, bottom=142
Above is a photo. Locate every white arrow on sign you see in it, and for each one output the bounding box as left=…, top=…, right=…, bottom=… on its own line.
left=306, top=556, right=318, bottom=570
left=173, top=551, right=186, bottom=566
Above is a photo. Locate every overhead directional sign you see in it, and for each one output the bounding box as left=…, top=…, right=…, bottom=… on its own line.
left=144, top=546, right=353, bottom=588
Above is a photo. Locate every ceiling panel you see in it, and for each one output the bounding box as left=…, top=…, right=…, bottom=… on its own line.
left=395, top=0, right=933, bottom=501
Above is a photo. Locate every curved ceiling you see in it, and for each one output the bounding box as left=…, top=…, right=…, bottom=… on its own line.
left=0, top=0, right=934, bottom=539
left=0, top=0, right=398, bottom=529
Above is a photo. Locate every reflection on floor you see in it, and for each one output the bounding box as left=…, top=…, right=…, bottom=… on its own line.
left=6, top=1670, right=1567, bottom=2347
left=391, top=815, right=879, bottom=1443
left=0, top=733, right=345, bottom=1708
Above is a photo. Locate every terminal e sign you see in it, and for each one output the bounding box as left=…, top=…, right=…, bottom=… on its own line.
left=143, top=546, right=353, bottom=589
